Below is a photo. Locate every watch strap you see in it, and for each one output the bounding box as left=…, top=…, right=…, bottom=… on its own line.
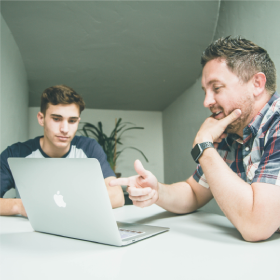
left=191, top=141, right=214, bottom=164
left=199, top=142, right=214, bottom=151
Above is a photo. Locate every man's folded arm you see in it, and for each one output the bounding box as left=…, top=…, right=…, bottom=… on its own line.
left=198, top=147, right=280, bottom=242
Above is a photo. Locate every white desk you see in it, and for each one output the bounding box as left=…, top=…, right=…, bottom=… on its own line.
left=1, top=205, right=279, bottom=280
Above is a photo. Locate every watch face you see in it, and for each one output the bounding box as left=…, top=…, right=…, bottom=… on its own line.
left=191, top=144, right=201, bottom=162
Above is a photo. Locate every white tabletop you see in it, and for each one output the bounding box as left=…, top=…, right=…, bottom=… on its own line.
left=1, top=205, right=279, bottom=280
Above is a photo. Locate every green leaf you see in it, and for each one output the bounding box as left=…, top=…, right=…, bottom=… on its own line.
left=79, top=118, right=147, bottom=170
left=116, top=147, right=148, bottom=162
left=117, top=127, right=144, bottom=140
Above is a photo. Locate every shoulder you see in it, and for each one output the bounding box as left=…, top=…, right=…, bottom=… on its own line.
left=260, top=107, right=280, bottom=140
left=271, top=93, right=280, bottom=113
left=1, top=136, right=41, bottom=159
left=71, top=137, right=114, bottom=177
left=70, top=136, right=105, bottom=158
left=261, top=94, right=280, bottom=128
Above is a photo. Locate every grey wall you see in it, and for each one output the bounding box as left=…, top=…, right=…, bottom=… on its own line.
left=163, top=77, right=224, bottom=215
left=1, top=1, right=220, bottom=111
left=0, top=15, right=29, bottom=152
left=214, top=1, right=280, bottom=87
left=163, top=78, right=208, bottom=183
left=162, top=1, right=280, bottom=216
left=1, top=15, right=29, bottom=197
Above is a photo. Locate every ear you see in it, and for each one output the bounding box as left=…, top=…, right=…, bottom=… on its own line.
left=252, top=72, right=266, bottom=97
left=37, top=112, right=45, bottom=127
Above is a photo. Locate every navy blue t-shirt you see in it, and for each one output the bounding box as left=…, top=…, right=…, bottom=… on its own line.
left=0, top=136, right=115, bottom=197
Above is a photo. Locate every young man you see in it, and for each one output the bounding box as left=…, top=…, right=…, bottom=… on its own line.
left=0, top=85, right=124, bottom=216
left=110, top=37, right=280, bottom=242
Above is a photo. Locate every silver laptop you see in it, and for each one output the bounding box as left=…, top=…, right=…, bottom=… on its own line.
left=8, top=158, right=169, bottom=246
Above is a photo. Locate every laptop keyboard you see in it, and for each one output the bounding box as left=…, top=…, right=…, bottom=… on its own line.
left=119, top=228, right=144, bottom=240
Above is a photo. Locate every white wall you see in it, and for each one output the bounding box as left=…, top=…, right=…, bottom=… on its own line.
left=162, top=1, right=280, bottom=216
left=1, top=15, right=29, bottom=198
left=29, top=107, right=164, bottom=183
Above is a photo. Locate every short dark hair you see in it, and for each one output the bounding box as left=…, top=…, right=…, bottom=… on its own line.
left=40, top=85, right=85, bottom=115
left=201, top=36, right=277, bottom=95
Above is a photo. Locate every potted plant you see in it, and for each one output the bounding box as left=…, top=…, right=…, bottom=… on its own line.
left=78, top=118, right=148, bottom=176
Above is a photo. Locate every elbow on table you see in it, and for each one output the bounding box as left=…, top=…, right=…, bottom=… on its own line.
left=239, top=225, right=275, bottom=242
left=241, top=232, right=270, bottom=242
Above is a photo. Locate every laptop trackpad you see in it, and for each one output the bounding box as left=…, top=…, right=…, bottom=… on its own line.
left=118, top=228, right=145, bottom=240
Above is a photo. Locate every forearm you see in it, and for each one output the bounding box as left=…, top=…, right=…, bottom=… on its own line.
left=156, top=180, right=201, bottom=214
left=199, top=148, right=255, bottom=236
left=107, top=185, right=125, bottom=208
left=105, top=177, right=125, bottom=208
left=0, top=198, right=25, bottom=216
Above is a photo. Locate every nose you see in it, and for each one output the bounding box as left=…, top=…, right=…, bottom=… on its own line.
left=203, top=91, right=216, bottom=108
left=60, top=120, right=69, bottom=134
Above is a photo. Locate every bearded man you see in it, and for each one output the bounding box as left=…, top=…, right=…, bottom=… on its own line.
left=110, top=36, right=280, bottom=242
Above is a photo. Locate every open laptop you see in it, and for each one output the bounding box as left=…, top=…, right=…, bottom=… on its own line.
left=8, top=158, right=169, bottom=246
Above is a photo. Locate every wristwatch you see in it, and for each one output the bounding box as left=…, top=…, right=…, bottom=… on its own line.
left=191, top=142, right=214, bottom=164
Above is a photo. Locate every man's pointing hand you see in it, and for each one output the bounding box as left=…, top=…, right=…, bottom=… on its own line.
left=109, top=160, right=159, bottom=208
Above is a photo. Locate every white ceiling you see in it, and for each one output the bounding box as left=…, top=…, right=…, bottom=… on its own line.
left=1, top=1, right=220, bottom=111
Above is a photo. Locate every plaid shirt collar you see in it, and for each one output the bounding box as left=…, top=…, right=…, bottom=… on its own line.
left=223, top=92, right=279, bottom=150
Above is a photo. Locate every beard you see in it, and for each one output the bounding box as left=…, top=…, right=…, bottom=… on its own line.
left=227, top=95, right=254, bottom=134
left=226, top=118, right=244, bottom=134
left=214, top=95, right=255, bottom=135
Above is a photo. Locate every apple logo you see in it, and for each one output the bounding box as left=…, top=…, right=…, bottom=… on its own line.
left=54, top=191, right=66, bottom=207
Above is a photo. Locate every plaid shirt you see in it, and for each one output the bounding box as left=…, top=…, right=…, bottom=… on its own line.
left=193, top=92, right=280, bottom=232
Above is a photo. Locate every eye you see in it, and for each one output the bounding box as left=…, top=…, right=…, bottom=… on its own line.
left=213, top=86, right=221, bottom=93
left=69, top=119, right=77, bottom=124
left=52, top=117, right=60, bottom=122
